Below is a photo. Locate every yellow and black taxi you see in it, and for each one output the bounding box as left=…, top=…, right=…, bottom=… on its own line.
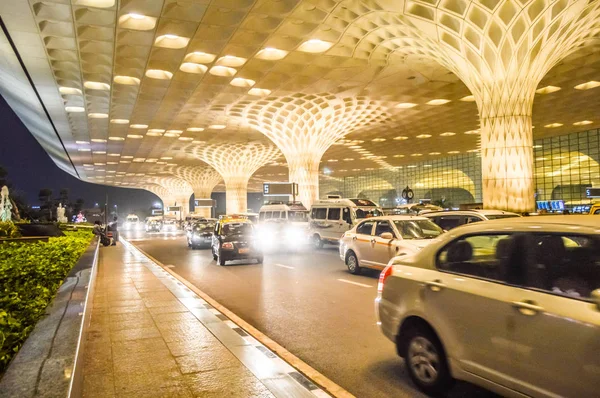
left=187, top=219, right=216, bottom=249
left=211, top=216, right=263, bottom=265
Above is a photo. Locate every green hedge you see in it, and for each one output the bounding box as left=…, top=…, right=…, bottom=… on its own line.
left=0, top=230, right=93, bottom=372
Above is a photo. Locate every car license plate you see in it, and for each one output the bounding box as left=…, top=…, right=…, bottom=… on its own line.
left=238, top=248, right=250, bottom=254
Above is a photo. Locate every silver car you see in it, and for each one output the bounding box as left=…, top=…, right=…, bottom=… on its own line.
left=339, top=215, right=443, bottom=274
left=376, top=216, right=600, bottom=397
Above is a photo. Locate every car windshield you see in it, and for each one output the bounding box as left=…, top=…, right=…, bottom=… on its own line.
left=289, top=211, right=308, bottom=222
left=354, top=208, right=383, bottom=219
left=194, top=223, right=214, bottom=232
left=222, top=223, right=253, bottom=236
left=393, top=220, right=443, bottom=239
left=485, top=214, right=520, bottom=220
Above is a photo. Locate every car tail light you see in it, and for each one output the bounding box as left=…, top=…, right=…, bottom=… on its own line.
left=377, top=264, right=393, bottom=293
left=222, top=242, right=234, bottom=249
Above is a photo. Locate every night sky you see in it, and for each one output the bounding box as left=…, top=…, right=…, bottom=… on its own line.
left=0, top=94, right=160, bottom=215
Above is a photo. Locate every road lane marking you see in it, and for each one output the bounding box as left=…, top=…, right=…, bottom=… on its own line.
left=274, top=263, right=295, bottom=270
left=337, top=279, right=373, bottom=288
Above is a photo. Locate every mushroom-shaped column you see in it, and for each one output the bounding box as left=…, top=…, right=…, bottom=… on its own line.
left=394, top=1, right=600, bottom=211
left=189, top=142, right=280, bottom=214
left=229, top=94, right=389, bottom=208
left=167, top=165, right=223, bottom=217
left=154, top=177, right=194, bottom=218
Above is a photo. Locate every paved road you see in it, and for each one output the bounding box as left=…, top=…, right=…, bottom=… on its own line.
left=123, top=230, right=496, bottom=398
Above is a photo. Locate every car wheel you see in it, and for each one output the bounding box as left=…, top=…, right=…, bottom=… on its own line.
left=345, top=251, right=361, bottom=275
left=403, top=326, right=453, bottom=395
left=256, top=255, right=264, bottom=263
left=312, top=234, right=323, bottom=250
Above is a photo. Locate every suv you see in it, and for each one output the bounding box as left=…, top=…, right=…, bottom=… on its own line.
left=340, top=216, right=443, bottom=274
left=423, top=209, right=519, bottom=230
left=376, top=216, right=600, bottom=397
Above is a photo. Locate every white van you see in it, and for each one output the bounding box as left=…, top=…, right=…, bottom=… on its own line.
left=309, top=198, right=383, bottom=248
left=258, top=202, right=309, bottom=225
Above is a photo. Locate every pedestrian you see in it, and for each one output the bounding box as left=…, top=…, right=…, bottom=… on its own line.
left=109, top=216, right=119, bottom=245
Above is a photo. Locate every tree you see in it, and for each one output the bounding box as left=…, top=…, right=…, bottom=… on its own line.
left=39, top=188, right=53, bottom=221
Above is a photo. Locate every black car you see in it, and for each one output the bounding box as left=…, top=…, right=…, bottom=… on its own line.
left=187, top=221, right=215, bottom=249
left=211, top=221, right=263, bottom=265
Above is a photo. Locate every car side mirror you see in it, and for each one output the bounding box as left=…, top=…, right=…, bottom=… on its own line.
left=380, top=232, right=394, bottom=240
left=591, top=289, right=600, bottom=311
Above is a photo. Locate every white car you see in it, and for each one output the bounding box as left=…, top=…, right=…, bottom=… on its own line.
left=376, top=215, right=600, bottom=397
left=423, top=209, right=520, bottom=230
left=339, top=215, right=444, bottom=274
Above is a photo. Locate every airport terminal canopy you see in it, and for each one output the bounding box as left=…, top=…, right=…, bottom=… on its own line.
left=1, top=0, right=599, bottom=212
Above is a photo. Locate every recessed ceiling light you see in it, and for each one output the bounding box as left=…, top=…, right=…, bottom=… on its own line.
left=573, top=120, right=593, bottom=126
left=448, top=151, right=460, bottom=154
left=146, top=131, right=163, bottom=137
left=76, top=141, right=89, bottom=145
left=113, top=76, right=140, bottom=85
left=209, top=125, right=226, bottom=130
left=464, top=129, right=480, bottom=135
left=84, top=81, right=110, bottom=90
left=145, top=158, right=158, bottom=162
left=327, top=159, right=338, bottom=162
left=78, top=148, right=91, bottom=152
left=65, top=106, right=85, bottom=113
left=467, top=149, right=480, bottom=153
left=411, top=153, right=423, bottom=156
left=416, top=134, right=432, bottom=138
left=535, top=85, right=561, bottom=94
left=93, top=151, right=106, bottom=154
left=248, top=88, right=271, bottom=97
left=145, top=69, right=173, bottom=80
left=127, top=134, right=143, bottom=139
left=91, top=139, right=107, bottom=143
left=429, top=152, right=441, bottom=155
left=424, top=165, right=432, bottom=167
left=107, top=162, right=119, bottom=165
left=121, top=155, right=133, bottom=159
left=180, top=63, right=208, bottom=74
left=426, top=99, right=451, bottom=105
left=459, top=95, right=475, bottom=102
left=88, top=113, right=108, bottom=119
left=110, top=119, right=129, bottom=124
left=407, top=165, right=417, bottom=168
left=108, top=153, right=120, bottom=157
left=148, top=129, right=165, bottom=134
left=349, top=145, right=361, bottom=149
left=440, top=132, right=455, bottom=136
left=209, top=66, right=237, bottom=77
left=133, top=158, right=145, bottom=162
left=160, top=156, right=172, bottom=160
left=178, top=137, right=194, bottom=141
left=372, top=138, right=386, bottom=142
left=166, top=129, right=182, bottom=134
left=343, top=158, right=354, bottom=161
left=256, top=47, right=288, bottom=60
left=544, top=123, right=563, bottom=128
left=59, top=87, right=82, bottom=95
left=216, top=55, right=247, bottom=67
left=118, top=13, right=156, bottom=30
left=298, top=39, right=333, bottom=53
left=163, top=133, right=178, bottom=137
left=187, top=127, right=204, bottom=132
left=130, top=124, right=148, bottom=129
left=533, top=145, right=543, bottom=149
left=395, top=103, right=417, bottom=109
left=393, top=136, right=408, bottom=140
left=230, top=77, right=255, bottom=88
left=393, top=154, right=405, bottom=158
left=574, top=81, right=600, bottom=90
left=154, top=34, right=190, bottom=49
left=184, top=52, right=216, bottom=64
left=108, top=136, right=125, bottom=141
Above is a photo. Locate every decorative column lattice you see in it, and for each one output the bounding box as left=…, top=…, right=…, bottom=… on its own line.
left=167, top=165, right=223, bottom=217
left=358, top=1, right=600, bottom=211
left=188, top=142, right=280, bottom=214
left=154, top=177, right=194, bottom=217
left=229, top=94, right=390, bottom=208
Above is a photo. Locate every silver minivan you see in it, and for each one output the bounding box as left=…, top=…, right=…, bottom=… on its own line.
left=376, top=216, right=600, bottom=397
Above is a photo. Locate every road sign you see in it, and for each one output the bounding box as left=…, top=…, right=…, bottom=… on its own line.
left=586, top=187, right=600, bottom=198
left=263, top=182, right=299, bottom=196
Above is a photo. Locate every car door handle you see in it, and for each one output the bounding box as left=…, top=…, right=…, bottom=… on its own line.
left=424, top=280, right=445, bottom=292
left=511, top=300, right=544, bottom=315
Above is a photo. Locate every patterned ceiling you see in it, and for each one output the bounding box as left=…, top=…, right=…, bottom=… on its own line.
left=1, top=0, right=599, bottom=195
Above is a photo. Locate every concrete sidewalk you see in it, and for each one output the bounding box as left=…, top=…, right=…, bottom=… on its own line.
left=82, top=239, right=329, bottom=398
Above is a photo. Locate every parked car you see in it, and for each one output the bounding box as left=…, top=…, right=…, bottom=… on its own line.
left=309, top=198, right=383, bottom=249
left=376, top=215, right=600, bottom=397
left=423, top=209, right=520, bottom=230
left=340, top=216, right=443, bottom=274
left=187, top=219, right=216, bottom=249
left=212, top=217, right=262, bottom=265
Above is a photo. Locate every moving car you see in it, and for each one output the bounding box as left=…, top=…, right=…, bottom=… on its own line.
left=376, top=216, right=600, bottom=397
left=187, top=219, right=216, bottom=249
left=340, top=216, right=443, bottom=274
left=590, top=203, right=600, bottom=214
left=161, top=218, right=178, bottom=232
left=212, top=217, right=262, bottom=265
left=145, top=217, right=162, bottom=232
left=229, top=213, right=259, bottom=224
left=123, top=214, right=142, bottom=230
left=386, top=203, right=443, bottom=215
left=309, top=198, right=383, bottom=248
left=423, top=209, right=520, bottom=230
left=258, top=202, right=309, bottom=224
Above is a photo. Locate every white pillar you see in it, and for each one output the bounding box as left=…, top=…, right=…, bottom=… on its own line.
left=224, top=176, right=249, bottom=214
left=287, top=155, right=320, bottom=208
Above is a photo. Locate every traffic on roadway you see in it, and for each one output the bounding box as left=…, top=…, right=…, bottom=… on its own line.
left=121, top=197, right=600, bottom=398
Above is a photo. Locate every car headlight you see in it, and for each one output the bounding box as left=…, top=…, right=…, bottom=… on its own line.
left=284, top=226, right=305, bottom=243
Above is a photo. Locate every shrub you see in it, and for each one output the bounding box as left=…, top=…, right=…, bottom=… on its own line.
left=0, top=222, right=20, bottom=239
left=0, top=230, right=93, bottom=372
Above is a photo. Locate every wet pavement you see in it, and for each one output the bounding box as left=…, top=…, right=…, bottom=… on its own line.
left=125, top=230, right=497, bottom=398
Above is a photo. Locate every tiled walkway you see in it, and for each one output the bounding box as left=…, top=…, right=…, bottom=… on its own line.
left=82, top=240, right=328, bottom=398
